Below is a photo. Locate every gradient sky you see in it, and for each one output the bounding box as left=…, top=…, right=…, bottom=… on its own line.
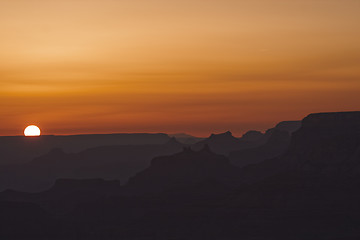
left=1, top=0, right=359, bottom=136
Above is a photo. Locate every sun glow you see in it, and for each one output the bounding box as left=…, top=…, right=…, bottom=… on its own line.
left=24, top=125, right=41, bottom=137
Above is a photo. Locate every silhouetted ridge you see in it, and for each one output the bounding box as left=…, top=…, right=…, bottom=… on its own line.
left=288, top=111, right=360, bottom=156
left=286, top=111, right=360, bottom=174
left=301, top=111, right=360, bottom=130
left=151, top=145, right=223, bottom=167
left=209, top=131, right=236, bottom=140
left=192, top=131, right=251, bottom=155
left=241, top=130, right=264, bottom=142
left=263, top=120, right=301, bottom=139
left=127, top=145, right=239, bottom=194
left=239, top=111, right=360, bottom=183
left=1, top=112, right=360, bottom=239
left=0, top=133, right=172, bottom=164
left=274, top=120, right=302, bottom=133
left=194, top=121, right=301, bottom=157
left=230, top=129, right=291, bottom=168
left=0, top=139, right=184, bottom=192
left=227, top=120, right=301, bottom=168
left=168, top=133, right=204, bottom=144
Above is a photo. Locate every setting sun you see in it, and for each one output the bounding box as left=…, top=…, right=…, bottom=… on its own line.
left=24, top=125, right=41, bottom=137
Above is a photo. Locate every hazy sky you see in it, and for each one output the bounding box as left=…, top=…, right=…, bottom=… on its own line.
left=1, top=0, right=359, bottom=136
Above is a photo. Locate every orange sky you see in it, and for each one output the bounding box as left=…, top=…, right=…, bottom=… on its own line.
left=1, top=0, right=360, bottom=136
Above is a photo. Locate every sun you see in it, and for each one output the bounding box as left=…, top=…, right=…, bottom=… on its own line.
left=24, top=125, right=41, bottom=137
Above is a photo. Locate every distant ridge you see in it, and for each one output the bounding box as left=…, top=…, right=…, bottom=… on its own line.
left=168, top=133, right=204, bottom=144
left=0, top=139, right=184, bottom=192
left=0, top=133, right=171, bottom=164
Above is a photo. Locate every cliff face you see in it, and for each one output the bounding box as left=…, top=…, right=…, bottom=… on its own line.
left=290, top=112, right=360, bottom=151
left=238, top=111, right=360, bottom=184
left=285, top=112, right=360, bottom=177
left=301, top=112, right=360, bottom=130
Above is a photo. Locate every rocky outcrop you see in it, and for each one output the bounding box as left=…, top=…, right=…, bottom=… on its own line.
left=192, top=131, right=256, bottom=155
left=230, top=129, right=291, bottom=168
left=127, top=145, right=240, bottom=194
left=240, top=130, right=264, bottom=142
